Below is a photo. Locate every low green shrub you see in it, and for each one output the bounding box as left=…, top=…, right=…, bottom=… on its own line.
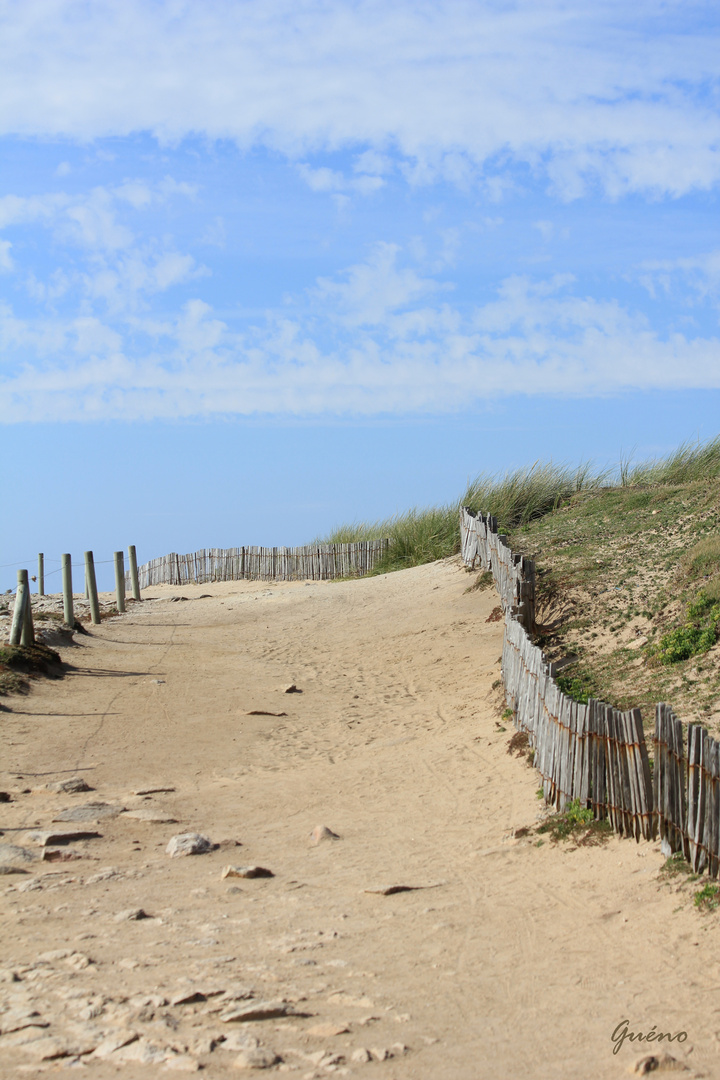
left=653, top=590, right=720, bottom=665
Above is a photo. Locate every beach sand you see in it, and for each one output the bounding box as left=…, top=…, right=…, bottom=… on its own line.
left=0, top=557, right=716, bottom=1077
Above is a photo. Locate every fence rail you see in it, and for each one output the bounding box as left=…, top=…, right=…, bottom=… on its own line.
left=132, top=540, right=390, bottom=589
left=461, top=506, right=720, bottom=876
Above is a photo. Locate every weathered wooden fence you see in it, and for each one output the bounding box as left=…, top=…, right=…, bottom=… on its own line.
left=461, top=506, right=720, bottom=875
left=133, top=540, right=390, bottom=589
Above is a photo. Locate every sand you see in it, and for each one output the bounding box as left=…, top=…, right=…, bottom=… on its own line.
left=0, top=557, right=717, bottom=1077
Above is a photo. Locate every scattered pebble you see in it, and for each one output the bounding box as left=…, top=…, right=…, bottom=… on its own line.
left=114, top=907, right=150, bottom=922
left=53, top=803, right=123, bottom=823
left=221, top=865, right=274, bottom=879
left=220, top=1001, right=295, bottom=1023
left=45, top=778, right=92, bottom=794
left=166, top=833, right=214, bottom=857
left=351, top=1048, right=372, bottom=1063
left=284, top=685, right=302, bottom=694
left=234, top=1047, right=280, bottom=1069
left=307, top=1023, right=349, bottom=1037
left=0, top=843, right=35, bottom=863
left=171, top=990, right=207, bottom=1005
left=42, top=848, right=85, bottom=862
left=310, top=825, right=341, bottom=845
left=26, top=829, right=102, bottom=846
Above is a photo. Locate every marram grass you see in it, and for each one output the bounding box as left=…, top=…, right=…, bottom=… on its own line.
left=316, top=435, right=720, bottom=576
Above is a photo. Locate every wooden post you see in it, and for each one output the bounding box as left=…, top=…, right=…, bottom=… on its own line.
left=19, top=569, right=34, bottom=645
left=61, top=553, right=74, bottom=627
left=9, top=571, right=28, bottom=646
left=128, top=545, right=141, bottom=601
left=85, top=551, right=101, bottom=625
left=114, top=551, right=126, bottom=613
left=38, top=553, right=44, bottom=596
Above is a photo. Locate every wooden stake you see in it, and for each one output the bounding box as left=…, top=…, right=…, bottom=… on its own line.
left=9, top=571, right=28, bottom=646
left=85, top=551, right=101, bottom=625
left=37, top=553, right=44, bottom=596
left=114, top=551, right=126, bottom=613
left=19, top=569, right=34, bottom=645
left=128, top=545, right=141, bottom=601
left=61, top=553, right=74, bottom=627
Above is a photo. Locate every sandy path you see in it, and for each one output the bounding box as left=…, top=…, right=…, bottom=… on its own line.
left=0, top=559, right=718, bottom=1078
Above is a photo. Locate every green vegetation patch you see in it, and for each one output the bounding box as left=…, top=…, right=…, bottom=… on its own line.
left=0, top=643, right=63, bottom=697
left=659, top=852, right=694, bottom=879
left=694, top=882, right=720, bottom=912
left=536, top=799, right=612, bottom=844
left=651, top=590, right=720, bottom=665
left=556, top=666, right=597, bottom=705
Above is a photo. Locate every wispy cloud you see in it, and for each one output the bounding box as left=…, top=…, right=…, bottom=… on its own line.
left=2, top=245, right=719, bottom=422
left=2, top=2, right=720, bottom=199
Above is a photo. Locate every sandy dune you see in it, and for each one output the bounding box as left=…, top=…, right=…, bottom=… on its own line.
left=0, top=558, right=717, bottom=1078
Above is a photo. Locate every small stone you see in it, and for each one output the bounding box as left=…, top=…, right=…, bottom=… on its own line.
left=53, top=803, right=122, bottom=823
left=234, top=1047, right=280, bottom=1069
left=310, top=825, right=340, bottom=845
left=42, top=848, right=85, bottom=862
left=391, top=1042, right=409, bottom=1055
left=307, top=1023, right=350, bottom=1037
left=123, top=808, right=178, bottom=823
left=86, top=866, right=122, bottom=883
left=114, top=1037, right=171, bottom=1063
left=0, top=791, right=12, bottom=802
left=114, top=907, right=150, bottom=922
left=26, top=829, right=101, bottom=846
left=191, top=1035, right=222, bottom=1054
left=284, top=685, right=302, bottom=694
left=164, top=1053, right=200, bottom=1071
left=38, top=948, right=73, bottom=961
left=371, top=1048, right=392, bottom=1061
left=0, top=865, right=28, bottom=874
left=66, top=952, right=92, bottom=970
left=351, top=1049, right=372, bottom=1063
left=171, top=990, right=207, bottom=1005
left=223, top=1033, right=259, bottom=1052
left=92, top=1031, right=139, bottom=1059
left=220, top=1001, right=295, bottom=1023
left=221, top=865, right=274, bottom=879
left=45, top=778, right=92, bottom=794
left=166, top=833, right=214, bottom=857
left=631, top=1053, right=687, bottom=1075
left=0, top=843, right=35, bottom=863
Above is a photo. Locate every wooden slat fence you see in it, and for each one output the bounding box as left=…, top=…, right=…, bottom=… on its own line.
left=132, top=540, right=390, bottom=589
left=461, top=506, right=720, bottom=874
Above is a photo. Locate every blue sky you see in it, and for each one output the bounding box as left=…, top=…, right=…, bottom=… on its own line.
left=2, top=1, right=720, bottom=589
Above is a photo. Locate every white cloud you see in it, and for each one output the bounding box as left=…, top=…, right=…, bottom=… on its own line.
left=0, top=178, right=204, bottom=313
left=1, top=2, right=719, bottom=199
left=297, top=164, right=384, bottom=196
left=640, top=250, right=720, bottom=306
left=0, top=239, right=13, bottom=271
left=2, top=250, right=720, bottom=422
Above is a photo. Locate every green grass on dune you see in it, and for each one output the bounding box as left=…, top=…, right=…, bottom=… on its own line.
left=319, top=436, right=720, bottom=726
left=318, top=436, right=720, bottom=577
left=320, top=460, right=611, bottom=573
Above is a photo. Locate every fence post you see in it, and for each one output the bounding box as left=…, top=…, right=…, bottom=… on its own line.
left=37, top=553, right=44, bottom=596
left=19, top=569, right=34, bottom=645
left=114, top=551, right=126, bottom=613
left=9, top=571, right=28, bottom=646
left=85, top=551, right=101, bottom=625
left=128, top=545, right=141, bottom=601
left=61, top=553, right=74, bottom=627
